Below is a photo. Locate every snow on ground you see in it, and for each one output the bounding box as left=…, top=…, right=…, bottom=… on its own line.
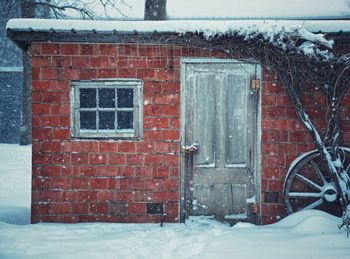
left=1, top=144, right=350, bottom=259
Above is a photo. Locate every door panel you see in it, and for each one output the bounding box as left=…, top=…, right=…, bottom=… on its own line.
left=182, top=61, right=259, bottom=223
left=193, top=73, right=216, bottom=167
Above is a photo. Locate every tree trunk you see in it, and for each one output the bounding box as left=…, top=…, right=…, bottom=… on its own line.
left=19, top=0, right=36, bottom=145
left=144, top=0, right=167, bottom=20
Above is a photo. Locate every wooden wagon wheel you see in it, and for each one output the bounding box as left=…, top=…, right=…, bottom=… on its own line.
left=284, top=147, right=350, bottom=216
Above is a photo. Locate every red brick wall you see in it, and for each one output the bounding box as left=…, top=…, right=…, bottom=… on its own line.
left=30, top=42, right=230, bottom=223
left=260, top=66, right=350, bottom=224
left=30, top=42, right=350, bottom=224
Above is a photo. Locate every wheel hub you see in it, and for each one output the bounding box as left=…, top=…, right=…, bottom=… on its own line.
left=323, top=185, right=338, bottom=202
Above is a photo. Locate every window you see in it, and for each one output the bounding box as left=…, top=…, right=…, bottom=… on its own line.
left=70, top=79, right=143, bottom=139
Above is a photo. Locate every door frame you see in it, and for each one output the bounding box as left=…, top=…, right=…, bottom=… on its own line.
left=179, top=58, right=262, bottom=223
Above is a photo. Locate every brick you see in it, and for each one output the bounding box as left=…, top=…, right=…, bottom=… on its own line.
left=80, top=142, right=99, bottom=152
left=71, top=153, right=89, bottom=165
left=50, top=203, right=71, bottom=214
left=99, top=44, right=117, bottom=55
left=71, top=203, right=89, bottom=214
left=95, top=166, right=117, bottom=177
left=162, top=82, right=180, bottom=93
left=32, top=152, right=51, bottom=165
left=136, top=142, right=154, bottom=153
left=145, top=154, right=163, bottom=165
left=71, top=178, right=89, bottom=189
left=127, top=179, right=145, bottom=190
left=154, top=142, right=173, bottom=153
left=32, top=128, right=51, bottom=140
left=51, top=56, right=71, bottom=67
left=97, top=69, right=118, bottom=78
left=61, top=44, right=79, bottom=55
left=42, top=141, right=61, bottom=152
left=162, top=130, right=179, bottom=140
left=77, top=190, right=98, bottom=202
left=118, top=68, right=137, bottom=78
left=32, top=103, right=50, bottom=115
left=42, top=43, right=60, bottom=55
left=164, top=179, right=178, bottom=190
left=117, top=166, right=135, bottom=177
left=118, top=142, right=136, bottom=152
left=164, top=154, right=179, bottom=166
left=43, top=92, right=62, bottom=104
left=81, top=44, right=94, bottom=55
left=126, top=154, right=145, bottom=165
left=97, top=190, right=116, bottom=202
left=144, top=81, right=161, bottom=93
left=91, top=57, right=109, bottom=67
left=89, top=202, right=109, bottom=214
left=108, top=154, right=126, bottom=165
left=51, top=129, right=70, bottom=140
left=71, top=56, right=90, bottom=67
left=144, top=105, right=162, bottom=117
left=32, top=68, right=40, bottom=80
left=41, top=166, right=61, bottom=177
left=32, top=56, right=51, bottom=67
left=144, top=130, right=162, bottom=141
left=153, top=166, right=169, bottom=178
left=155, top=69, right=176, bottom=81
left=79, top=68, right=98, bottom=79
left=33, top=80, right=50, bottom=91
left=89, top=153, right=107, bottom=165
left=128, top=203, right=145, bottom=215
left=98, top=142, right=117, bottom=152
left=162, top=105, right=179, bottom=116
left=32, top=203, right=50, bottom=215
left=153, top=191, right=178, bottom=202
left=90, top=178, right=109, bottom=189
left=154, top=118, right=170, bottom=129
left=137, top=69, right=155, bottom=80
left=80, top=166, right=97, bottom=177
left=41, top=68, right=59, bottom=80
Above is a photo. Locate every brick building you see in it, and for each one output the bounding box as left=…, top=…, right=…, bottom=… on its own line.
left=7, top=19, right=350, bottom=224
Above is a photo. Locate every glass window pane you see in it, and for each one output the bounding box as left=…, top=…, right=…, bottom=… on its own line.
left=99, top=111, right=115, bottom=130
left=117, top=89, right=133, bottom=108
left=80, top=111, right=96, bottom=129
left=99, top=88, right=115, bottom=108
left=80, top=88, right=96, bottom=108
left=117, top=111, right=133, bottom=129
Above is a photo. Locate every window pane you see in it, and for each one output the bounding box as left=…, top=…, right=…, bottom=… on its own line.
left=80, top=88, right=96, bottom=108
left=117, top=111, right=133, bottom=129
left=99, top=88, right=115, bottom=108
left=99, top=111, right=115, bottom=130
left=117, top=89, right=133, bottom=108
left=80, top=111, right=96, bottom=129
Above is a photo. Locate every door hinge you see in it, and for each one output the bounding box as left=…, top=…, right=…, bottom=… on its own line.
left=251, top=79, right=260, bottom=90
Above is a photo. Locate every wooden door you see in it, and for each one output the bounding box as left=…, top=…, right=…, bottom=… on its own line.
left=181, top=60, right=260, bottom=223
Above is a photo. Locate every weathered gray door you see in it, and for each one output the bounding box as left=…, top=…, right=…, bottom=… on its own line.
left=181, top=60, right=260, bottom=223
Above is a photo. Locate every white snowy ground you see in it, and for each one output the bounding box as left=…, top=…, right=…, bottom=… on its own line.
left=0, top=145, right=350, bottom=259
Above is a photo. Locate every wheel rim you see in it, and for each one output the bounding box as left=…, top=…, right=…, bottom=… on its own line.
left=284, top=148, right=350, bottom=216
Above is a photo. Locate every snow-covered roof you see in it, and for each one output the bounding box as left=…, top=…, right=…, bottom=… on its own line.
left=6, top=18, right=350, bottom=34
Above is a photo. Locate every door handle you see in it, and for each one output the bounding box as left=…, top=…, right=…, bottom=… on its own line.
left=182, top=143, right=199, bottom=154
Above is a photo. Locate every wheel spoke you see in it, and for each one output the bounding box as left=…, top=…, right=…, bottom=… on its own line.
left=310, top=160, right=326, bottom=185
left=295, top=173, right=322, bottom=191
left=303, top=198, right=323, bottom=210
left=288, top=192, right=322, bottom=199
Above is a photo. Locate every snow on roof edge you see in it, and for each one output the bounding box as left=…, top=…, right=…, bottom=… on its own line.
left=6, top=18, right=350, bottom=34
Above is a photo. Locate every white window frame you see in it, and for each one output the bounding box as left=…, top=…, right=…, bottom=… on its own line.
left=70, top=78, right=143, bottom=139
